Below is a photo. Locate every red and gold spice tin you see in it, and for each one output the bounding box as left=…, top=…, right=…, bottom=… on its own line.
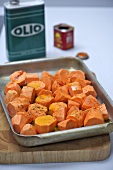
left=54, top=23, right=74, bottom=50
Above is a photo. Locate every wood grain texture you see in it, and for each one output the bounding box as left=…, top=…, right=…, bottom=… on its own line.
left=0, top=103, right=111, bottom=164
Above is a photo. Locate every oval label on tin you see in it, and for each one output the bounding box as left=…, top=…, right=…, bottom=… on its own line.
left=11, top=23, right=44, bottom=37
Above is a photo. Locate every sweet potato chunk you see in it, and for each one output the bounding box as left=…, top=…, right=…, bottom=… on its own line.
left=10, top=70, right=26, bottom=86
left=85, top=80, right=91, bottom=85
left=20, top=124, right=37, bottom=135
left=69, top=70, right=85, bottom=80
left=52, top=107, right=67, bottom=123
left=13, top=97, right=30, bottom=110
left=97, top=103, right=109, bottom=120
left=53, top=85, right=69, bottom=96
left=82, top=85, right=97, bottom=98
left=67, top=110, right=85, bottom=127
left=35, top=89, right=54, bottom=107
left=68, top=82, right=82, bottom=96
left=54, top=69, right=70, bottom=85
left=4, top=90, right=19, bottom=104
left=7, top=97, right=30, bottom=117
left=40, top=75, right=53, bottom=91
left=67, top=105, right=79, bottom=115
left=35, top=115, right=57, bottom=134
left=38, top=89, right=53, bottom=96
left=28, top=103, right=47, bottom=121
left=52, top=80, right=61, bottom=93
left=49, top=102, right=67, bottom=115
left=20, top=86, right=35, bottom=103
left=4, top=82, right=21, bottom=95
left=67, top=100, right=80, bottom=110
left=58, top=119, right=78, bottom=131
left=54, top=89, right=71, bottom=103
left=26, top=73, right=39, bottom=84
left=70, top=77, right=87, bottom=88
left=17, top=111, right=33, bottom=124
left=84, top=108, right=104, bottom=126
left=7, top=101, right=26, bottom=118
left=71, top=93, right=86, bottom=106
left=82, top=95, right=99, bottom=110
left=11, top=114, right=28, bottom=133
left=27, top=80, right=45, bottom=95
left=40, top=71, right=53, bottom=79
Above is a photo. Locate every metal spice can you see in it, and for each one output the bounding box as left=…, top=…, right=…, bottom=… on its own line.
left=4, top=0, right=46, bottom=61
left=54, top=23, right=74, bottom=50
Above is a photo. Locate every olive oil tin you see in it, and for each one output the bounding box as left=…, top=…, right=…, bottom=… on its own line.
left=4, top=0, right=46, bottom=61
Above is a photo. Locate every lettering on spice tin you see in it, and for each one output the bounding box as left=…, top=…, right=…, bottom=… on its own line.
left=11, top=23, right=44, bottom=37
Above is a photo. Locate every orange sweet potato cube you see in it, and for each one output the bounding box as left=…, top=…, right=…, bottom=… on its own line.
left=20, top=86, right=35, bottom=103
left=26, top=73, right=39, bottom=84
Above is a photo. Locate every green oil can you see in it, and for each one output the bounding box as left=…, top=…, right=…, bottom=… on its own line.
left=4, top=0, right=46, bottom=61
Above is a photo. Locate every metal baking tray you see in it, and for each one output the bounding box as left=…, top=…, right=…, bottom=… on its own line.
left=0, top=56, right=113, bottom=147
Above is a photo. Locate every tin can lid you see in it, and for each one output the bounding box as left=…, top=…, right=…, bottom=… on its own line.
left=58, top=25, right=71, bottom=32
left=54, top=24, right=74, bottom=32
left=76, top=52, right=89, bottom=60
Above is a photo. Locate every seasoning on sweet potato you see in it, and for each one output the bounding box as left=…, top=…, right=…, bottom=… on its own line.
left=27, top=80, right=45, bottom=95
left=54, top=69, right=70, bottom=85
left=26, top=73, right=39, bottom=84
left=17, top=111, right=33, bottom=124
left=82, top=95, right=99, bottom=110
left=69, top=70, right=85, bottom=80
left=97, top=103, right=109, bottom=120
left=35, top=89, right=54, bottom=108
left=4, top=90, right=19, bottom=104
left=20, top=86, right=35, bottom=103
left=54, top=89, right=71, bottom=103
left=68, top=82, right=82, bottom=96
left=7, top=101, right=26, bottom=117
left=4, top=81, right=21, bottom=95
left=11, top=114, right=28, bottom=133
left=67, top=100, right=80, bottom=110
left=84, top=108, right=104, bottom=126
left=49, top=102, right=67, bottom=115
left=58, top=118, right=78, bottom=131
left=71, top=93, right=86, bottom=106
left=10, top=70, right=26, bottom=86
left=35, top=115, right=57, bottom=134
left=82, top=85, right=97, bottom=98
left=20, top=124, right=37, bottom=135
left=13, top=97, right=30, bottom=110
left=66, top=110, right=85, bottom=127
left=28, top=103, right=47, bottom=121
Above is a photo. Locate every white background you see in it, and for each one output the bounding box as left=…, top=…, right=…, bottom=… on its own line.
left=0, top=0, right=113, bottom=169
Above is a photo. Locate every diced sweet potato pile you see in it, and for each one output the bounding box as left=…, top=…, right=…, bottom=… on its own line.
left=4, top=69, right=109, bottom=135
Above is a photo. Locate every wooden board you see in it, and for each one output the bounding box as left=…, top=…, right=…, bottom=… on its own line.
left=0, top=103, right=111, bottom=164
